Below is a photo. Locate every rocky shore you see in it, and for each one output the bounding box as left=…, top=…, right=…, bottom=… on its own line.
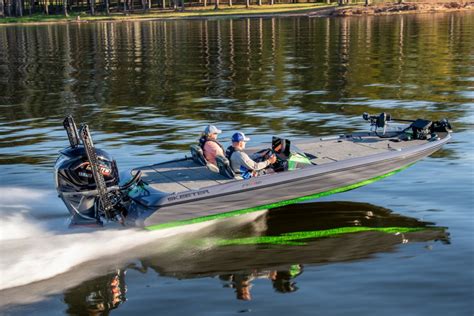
left=329, top=1, right=473, bottom=17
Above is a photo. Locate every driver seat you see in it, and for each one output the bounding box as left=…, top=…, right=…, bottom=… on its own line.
left=216, top=156, right=240, bottom=179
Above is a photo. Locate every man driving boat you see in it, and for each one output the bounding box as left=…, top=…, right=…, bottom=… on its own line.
left=199, top=125, right=225, bottom=165
left=226, top=132, right=277, bottom=179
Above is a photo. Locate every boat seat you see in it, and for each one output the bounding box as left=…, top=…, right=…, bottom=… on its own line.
left=190, top=145, right=207, bottom=166
left=216, top=156, right=238, bottom=179
left=190, top=144, right=221, bottom=173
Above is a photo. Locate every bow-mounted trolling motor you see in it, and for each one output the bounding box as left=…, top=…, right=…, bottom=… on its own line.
left=55, top=116, right=142, bottom=227
left=362, top=112, right=452, bottom=140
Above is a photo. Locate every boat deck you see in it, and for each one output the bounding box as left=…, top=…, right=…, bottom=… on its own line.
left=139, top=134, right=428, bottom=194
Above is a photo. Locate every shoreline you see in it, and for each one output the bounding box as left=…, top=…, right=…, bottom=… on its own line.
left=0, top=4, right=332, bottom=26
left=0, top=2, right=472, bottom=26
left=330, top=1, right=473, bottom=17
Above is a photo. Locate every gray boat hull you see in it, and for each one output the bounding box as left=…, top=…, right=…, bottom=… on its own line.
left=127, top=132, right=450, bottom=229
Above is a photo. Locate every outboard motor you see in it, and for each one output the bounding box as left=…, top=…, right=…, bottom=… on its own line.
left=55, top=116, right=132, bottom=226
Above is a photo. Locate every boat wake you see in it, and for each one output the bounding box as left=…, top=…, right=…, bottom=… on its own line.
left=1, top=213, right=160, bottom=291
left=0, top=187, right=267, bottom=294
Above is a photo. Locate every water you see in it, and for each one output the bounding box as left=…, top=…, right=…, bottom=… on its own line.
left=1, top=12, right=473, bottom=315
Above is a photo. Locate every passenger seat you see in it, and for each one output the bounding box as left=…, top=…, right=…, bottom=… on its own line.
left=189, top=145, right=220, bottom=173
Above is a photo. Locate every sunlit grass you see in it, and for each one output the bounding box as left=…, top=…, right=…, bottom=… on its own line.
left=0, top=3, right=335, bottom=24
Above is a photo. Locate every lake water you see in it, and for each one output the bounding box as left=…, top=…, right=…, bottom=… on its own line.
left=0, top=12, right=473, bottom=315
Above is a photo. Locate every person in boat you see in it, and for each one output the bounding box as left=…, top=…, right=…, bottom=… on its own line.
left=226, top=132, right=277, bottom=179
left=199, top=125, right=225, bottom=165
left=219, top=273, right=254, bottom=301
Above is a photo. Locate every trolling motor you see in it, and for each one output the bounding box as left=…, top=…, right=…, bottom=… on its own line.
left=55, top=116, right=141, bottom=226
left=363, top=112, right=391, bottom=128
left=363, top=112, right=452, bottom=140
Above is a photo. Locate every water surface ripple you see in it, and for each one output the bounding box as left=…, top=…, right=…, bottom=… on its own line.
left=0, top=12, right=473, bottom=315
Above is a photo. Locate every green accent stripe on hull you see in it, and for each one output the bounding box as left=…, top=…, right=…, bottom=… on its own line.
left=145, top=164, right=413, bottom=231
left=217, top=226, right=427, bottom=246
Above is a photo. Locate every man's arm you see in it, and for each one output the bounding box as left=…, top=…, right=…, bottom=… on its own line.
left=235, top=151, right=270, bottom=171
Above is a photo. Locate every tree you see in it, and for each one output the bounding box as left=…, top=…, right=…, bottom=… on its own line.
left=0, top=0, right=4, bottom=17
left=63, top=0, right=68, bottom=16
left=162, top=0, right=166, bottom=9
left=257, top=0, right=261, bottom=5
left=245, top=0, right=249, bottom=8
left=228, top=0, right=231, bottom=7
left=29, top=0, right=34, bottom=15
left=44, top=0, right=48, bottom=15
left=214, top=0, right=218, bottom=9
left=90, top=0, right=94, bottom=15
left=104, top=0, right=109, bottom=14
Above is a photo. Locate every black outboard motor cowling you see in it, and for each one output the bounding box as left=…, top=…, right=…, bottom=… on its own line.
left=56, top=146, right=119, bottom=192
left=55, top=146, right=120, bottom=225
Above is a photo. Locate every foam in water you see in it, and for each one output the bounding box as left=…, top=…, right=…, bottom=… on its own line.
left=0, top=187, right=267, bottom=292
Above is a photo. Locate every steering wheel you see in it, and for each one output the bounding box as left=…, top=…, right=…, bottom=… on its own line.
left=255, top=149, right=286, bottom=172
left=253, top=148, right=272, bottom=162
left=262, top=149, right=274, bottom=160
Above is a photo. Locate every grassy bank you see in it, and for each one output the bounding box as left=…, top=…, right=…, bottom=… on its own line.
left=0, top=3, right=335, bottom=25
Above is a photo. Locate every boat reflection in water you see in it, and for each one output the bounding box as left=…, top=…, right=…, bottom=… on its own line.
left=62, top=200, right=448, bottom=309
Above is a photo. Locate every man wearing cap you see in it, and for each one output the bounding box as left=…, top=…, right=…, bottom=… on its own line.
left=226, top=132, right=277, bottom=179
left=199, top=125, right=225, bottom=165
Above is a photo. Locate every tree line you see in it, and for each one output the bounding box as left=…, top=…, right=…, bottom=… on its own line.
left=0, top=0, right=341, bottom=18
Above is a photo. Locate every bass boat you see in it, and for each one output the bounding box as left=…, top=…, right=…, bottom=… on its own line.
left=54, top=113, right=452, bottom=229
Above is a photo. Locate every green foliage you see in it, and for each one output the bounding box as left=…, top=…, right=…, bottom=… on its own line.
left=0, top=3, right=332, bottom=24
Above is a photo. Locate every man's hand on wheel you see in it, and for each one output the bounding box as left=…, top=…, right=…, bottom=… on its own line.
left=268, top=155, right=277, bottom=164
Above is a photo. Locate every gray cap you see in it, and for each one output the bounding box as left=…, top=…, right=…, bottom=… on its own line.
left=204, top=125, right=222, bottom=135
